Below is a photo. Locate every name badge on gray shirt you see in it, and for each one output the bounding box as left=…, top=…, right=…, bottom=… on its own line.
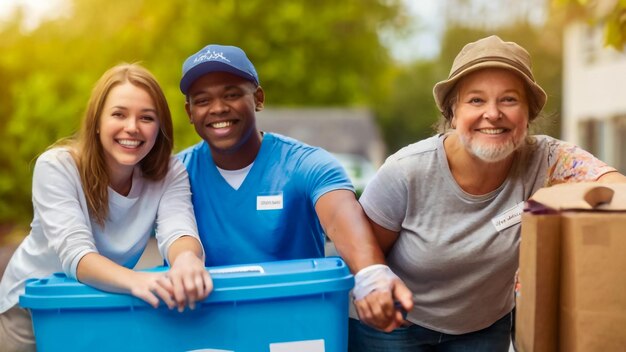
left=491, top=201, right=525, bottom=232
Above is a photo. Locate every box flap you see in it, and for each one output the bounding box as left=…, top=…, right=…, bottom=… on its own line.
left=528, top=183, right=626, bottom=211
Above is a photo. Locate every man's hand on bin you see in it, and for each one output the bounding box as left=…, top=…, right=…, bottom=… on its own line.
left=353, top=264, right=414, bottom=332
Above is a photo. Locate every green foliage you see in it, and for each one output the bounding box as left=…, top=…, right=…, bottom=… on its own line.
left=554, top=0, right=626, bottom=49
left=0, top=0, right=405, bottom=226
left=372, top=62, right=444, bottom=154
left=373, top=21, right=564, bottom=154
left=0, top=0, right=568, bottom=229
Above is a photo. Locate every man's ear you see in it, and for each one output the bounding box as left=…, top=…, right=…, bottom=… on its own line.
left=254, top=86, right=265, bottom=112
left=185, top=101, right=193, bottom=123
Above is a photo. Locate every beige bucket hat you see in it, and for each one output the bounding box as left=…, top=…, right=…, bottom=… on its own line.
left=433, top=35, right=547, bottom=120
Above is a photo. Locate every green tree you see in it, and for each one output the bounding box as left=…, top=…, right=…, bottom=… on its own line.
left=554, top=0, right=626, bottom=49
left=0, top=0, right=406, bottom=227
left=373, top=0, right=564, bottom=154
left=372, top=61, right=444, bottom=154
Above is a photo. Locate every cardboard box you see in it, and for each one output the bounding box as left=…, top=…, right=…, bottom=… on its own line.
left=516, top=183, right=626, bottom=352
left=20, top=258, right=354, bottom=352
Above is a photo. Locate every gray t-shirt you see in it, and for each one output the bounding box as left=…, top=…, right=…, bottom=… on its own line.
left=359, top=134, right=615, bottom=334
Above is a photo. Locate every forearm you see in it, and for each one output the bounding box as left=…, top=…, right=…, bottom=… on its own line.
left=317, top=191, right=414, bottom=331
left=317, top=190, right=386, bottom=273
left=167, top=235, right=204, bottom=265
left=75, top=252, right=138, bottom=294
left=330, top=203, right=386, bottom=272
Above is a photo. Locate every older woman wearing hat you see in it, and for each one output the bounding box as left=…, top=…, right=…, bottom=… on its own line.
left=349, top=35, right=626, bottom=351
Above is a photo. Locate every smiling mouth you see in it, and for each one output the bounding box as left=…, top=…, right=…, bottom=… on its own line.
left=117, top=139, right=143, bottom=148
left=477, top=128, right=509, bottom=135
left=209, top=120, right=236, bottom=129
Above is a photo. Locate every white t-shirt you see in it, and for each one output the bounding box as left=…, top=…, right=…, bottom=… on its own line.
left=216, top=163, right=254, bottom=190
left=0, top=148, right=201, bottom=313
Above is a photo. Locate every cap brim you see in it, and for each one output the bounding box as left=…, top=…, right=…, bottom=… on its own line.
left=180, top=61, right=258, bottom=94
left=433, top=62, right=547, bottom=116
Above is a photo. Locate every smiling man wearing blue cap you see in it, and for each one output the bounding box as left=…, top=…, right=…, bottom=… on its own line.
left=177, top=44, right=414, bottom=332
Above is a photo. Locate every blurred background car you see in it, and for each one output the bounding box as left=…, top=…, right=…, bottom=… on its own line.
left=256, top=107, right=385, bottom=197
left=332, top=152, right=377, bottom=197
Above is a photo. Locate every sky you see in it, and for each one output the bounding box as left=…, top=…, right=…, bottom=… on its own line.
left=386, top=0, right=549, bottom=62
left=386, top=1, right=444, bottom=61
left=0, top=0, right=69, bottom=31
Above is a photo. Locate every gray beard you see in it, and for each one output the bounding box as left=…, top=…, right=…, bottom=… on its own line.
left=459, top=131, right=527, bottom=163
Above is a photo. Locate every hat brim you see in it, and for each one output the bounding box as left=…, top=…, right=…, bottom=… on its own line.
left=180, top=61, right=259, bottom=95
left=433, top=62, right=547, bottom=118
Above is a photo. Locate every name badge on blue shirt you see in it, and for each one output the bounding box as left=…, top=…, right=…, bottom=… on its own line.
left=257, top=193, right=283, bottom=210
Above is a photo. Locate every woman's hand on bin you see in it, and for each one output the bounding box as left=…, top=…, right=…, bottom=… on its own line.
left=75, top=252, right=179, bottom=310
left=129, top=271, right=178, bottom=309
left=167, top=250, right=213, bottom=312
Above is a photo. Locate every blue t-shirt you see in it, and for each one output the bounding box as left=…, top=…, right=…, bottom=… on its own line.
left=178, top=132, right=354, bottom=266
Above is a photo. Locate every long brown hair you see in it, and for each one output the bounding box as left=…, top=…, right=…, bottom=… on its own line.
left=58, top=63, right=173, bottom=226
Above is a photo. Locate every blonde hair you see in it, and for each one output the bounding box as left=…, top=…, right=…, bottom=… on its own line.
left=57, top=63, right=173, bottom=226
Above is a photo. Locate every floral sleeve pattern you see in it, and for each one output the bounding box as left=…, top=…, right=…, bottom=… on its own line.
left=545, top=139, right=616, bottom=186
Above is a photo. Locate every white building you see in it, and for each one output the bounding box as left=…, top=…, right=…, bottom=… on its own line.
left=562, top=21, right=626, bottom=173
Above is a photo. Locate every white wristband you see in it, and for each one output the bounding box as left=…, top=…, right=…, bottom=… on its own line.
left=352, top=264, right=398, bottom=301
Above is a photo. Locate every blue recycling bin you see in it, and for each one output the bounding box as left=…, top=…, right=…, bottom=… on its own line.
left=20, top=257, right=354, bottom=352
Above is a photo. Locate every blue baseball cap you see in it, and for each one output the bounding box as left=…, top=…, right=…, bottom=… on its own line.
left=180, top=44, right=259, bottom=94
